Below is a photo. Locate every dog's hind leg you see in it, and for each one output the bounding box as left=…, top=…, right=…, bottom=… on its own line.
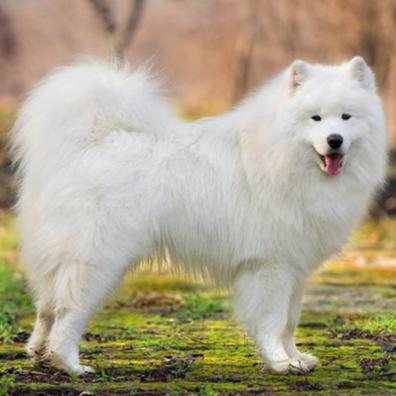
left=43, top=259, right=128, bottom=375
left=23, top=255, right=57, bottom=362
left=26, top=290, right=54, bottom=362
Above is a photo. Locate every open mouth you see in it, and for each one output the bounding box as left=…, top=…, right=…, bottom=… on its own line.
left=317, top=152, right=344, bottom=176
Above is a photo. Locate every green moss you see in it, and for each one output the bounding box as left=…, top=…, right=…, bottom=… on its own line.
left=356, top=313, right=396, bottom=334
left=0, top=256, right=32, bottom=343
left=0, top=373, right=15, bottom=396
left=1, top=214, right=396, bottom=394
left=176, top=294, right=230, bottom=322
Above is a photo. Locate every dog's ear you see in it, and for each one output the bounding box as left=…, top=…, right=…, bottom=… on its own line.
left=288, top=60, right=309, bottom=91
left=347, top=56, right=376, bottom=92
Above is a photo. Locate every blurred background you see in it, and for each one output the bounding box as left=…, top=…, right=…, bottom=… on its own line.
left=0, top=0, right=396, bottom=212
left=0, top=2, right=396, bottom=392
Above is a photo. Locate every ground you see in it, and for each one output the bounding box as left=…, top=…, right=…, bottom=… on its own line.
left=0, top=213, right=395, bottom=395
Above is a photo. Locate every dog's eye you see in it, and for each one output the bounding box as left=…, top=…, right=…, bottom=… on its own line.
left=342, top=113, right=351, bottom=120
left=311, top=115, right=321, bottom=122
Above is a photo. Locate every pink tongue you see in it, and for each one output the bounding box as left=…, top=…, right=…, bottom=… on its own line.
left=324, top=155, right=342, bottom=176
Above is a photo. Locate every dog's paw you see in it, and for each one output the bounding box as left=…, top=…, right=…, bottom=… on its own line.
left=69, top=365, right=96, bottom=376
left=298, top=352, right=318, bottom=370
left=48, top=360, right=95, bottom=376
left=40, top=350, right=95, bottom=376
left=26, top=342, right=47, bottom=363
left=267, top=358, right=314, bottom=375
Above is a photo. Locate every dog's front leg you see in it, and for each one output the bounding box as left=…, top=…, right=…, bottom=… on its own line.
left=283, top=281, right=318, bottom=370
left=233, top=264, right=313, bottom=374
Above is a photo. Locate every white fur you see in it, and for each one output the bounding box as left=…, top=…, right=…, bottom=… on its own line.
left=11, top=57, right=387, bottom=375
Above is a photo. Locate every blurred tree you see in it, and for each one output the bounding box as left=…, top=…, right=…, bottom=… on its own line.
left=0, top=6, right=17, bottom=58
left=87, top=0, right=116, bottom=34
left=331, top=0, right=396, bottom=89
left=115, top=0, right=145, bottom=59
left=266, top=0, right=301, bottom=58
left=88, top=0, right=145, bottom=60
left=232, top=0, right=259, bottom=102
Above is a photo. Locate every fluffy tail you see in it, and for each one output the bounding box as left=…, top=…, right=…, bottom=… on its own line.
left=11, top=59, right=176, bottom=179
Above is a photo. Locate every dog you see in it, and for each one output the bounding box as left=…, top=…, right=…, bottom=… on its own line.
left=11, top=56, right=387, bottom=375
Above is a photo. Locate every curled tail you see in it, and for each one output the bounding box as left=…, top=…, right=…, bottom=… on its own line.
left=11, top=59, right=176, bottom=179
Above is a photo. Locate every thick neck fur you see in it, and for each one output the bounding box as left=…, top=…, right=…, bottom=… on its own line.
left=179, top=71, right=386, bottom=276
left=189, top=76, right=382, bottom=222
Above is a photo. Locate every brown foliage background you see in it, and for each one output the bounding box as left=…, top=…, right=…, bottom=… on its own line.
left=0, top=0, right=395, bottom=146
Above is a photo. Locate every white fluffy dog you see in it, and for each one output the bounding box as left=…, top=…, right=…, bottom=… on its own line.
left=11, top=56, right=387, bottom=375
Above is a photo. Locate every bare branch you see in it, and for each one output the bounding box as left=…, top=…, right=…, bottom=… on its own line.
left=87, top=0, right=116, bottom=34
left=0, top=7, right=16, bottom=58
left=115, top=0, right=145, bottom=59
left=232, top=0, right=259, bottom=103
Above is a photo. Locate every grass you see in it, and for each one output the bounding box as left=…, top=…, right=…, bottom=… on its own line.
left=0, top=212, right=395, bottom=395
left=177, top=294, right=230, bottom=322
left=0, top=214, right=31, bottom=344
left=360, top=314, right=396, bottom=334
left=329, top=313, right=396, bottom=340
left=0, top=375, right=15, bottom=396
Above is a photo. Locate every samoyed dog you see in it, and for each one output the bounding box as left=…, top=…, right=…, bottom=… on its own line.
left=11, top=56, right=387, bottom=375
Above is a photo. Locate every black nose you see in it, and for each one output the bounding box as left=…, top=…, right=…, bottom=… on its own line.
left=327, top=134, right=343, bottom=149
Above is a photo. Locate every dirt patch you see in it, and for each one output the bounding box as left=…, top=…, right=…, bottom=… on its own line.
left=293, top=378, right=323, bottom=391
left=10, top=387, right=82, bottom=396
left=359, top=358, right=390, bottom=374
left=304, top=284, right=396, bottom=313
left=141, top=354, right=201, bottom=382
left=11, top=367, right=77, bottom=385
left=381, top=343, right=396, bottom=353
left=116, top=291, right=185, bottom=315
left=12, top=331, right=30, bottom=343
left=331, top=329, right=396, bottom=343
left=0, top=351, right=26, bottom=360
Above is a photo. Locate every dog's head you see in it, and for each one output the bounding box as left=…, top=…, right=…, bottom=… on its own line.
left=282, top=57, right=386, bottom=178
